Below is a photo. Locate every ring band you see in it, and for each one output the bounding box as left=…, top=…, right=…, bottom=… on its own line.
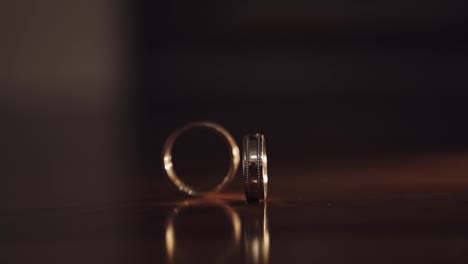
left=162, top=121, right=240, bottom=196
left=243, top=133, right=268, bottom=202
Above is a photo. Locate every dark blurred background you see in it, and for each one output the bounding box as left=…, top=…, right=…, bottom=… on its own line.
left=131, top=0, right=468, bottom=197
left=133, top=0, right=468, bottom=156
left=2, top=0, right=468, bottom=209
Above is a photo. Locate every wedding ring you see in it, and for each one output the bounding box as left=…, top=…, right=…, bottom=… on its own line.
left=243, top=133, right=268, bottom=202
left=162, top=121, right=240, bottom=196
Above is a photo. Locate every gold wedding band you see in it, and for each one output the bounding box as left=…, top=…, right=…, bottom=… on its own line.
left=162, top=121, right=240, bottom=196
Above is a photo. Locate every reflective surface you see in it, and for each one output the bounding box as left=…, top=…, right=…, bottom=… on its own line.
left=3, top=153, right=468, bottom=263
left=164, top=198, right=268, bottom=264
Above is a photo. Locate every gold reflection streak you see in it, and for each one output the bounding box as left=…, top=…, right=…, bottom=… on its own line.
left=165, top=219, right=175, bottom=263
left=244, top=203, right=270, bottom=264
left=164, top=199, right=269, bottom=264
left=164, top=199, right=242, bottom=263
left=263, top=203, right=270, bottom=264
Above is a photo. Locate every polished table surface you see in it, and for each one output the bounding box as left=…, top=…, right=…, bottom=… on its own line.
left=2, top=152, right=468, bottom=263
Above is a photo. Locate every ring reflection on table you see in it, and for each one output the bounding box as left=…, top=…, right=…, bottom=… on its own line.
left=243, top=203, right=269, bottom=264
left=164, top=200, right=269, bottom=264
left=164, top=200, right=241, bottom=263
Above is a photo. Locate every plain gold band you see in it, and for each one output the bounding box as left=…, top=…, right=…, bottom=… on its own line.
left=162, top=121, right=240, bottom=196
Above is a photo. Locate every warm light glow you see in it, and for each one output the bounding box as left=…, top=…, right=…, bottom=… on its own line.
left=232, top=147, right=239, bottom=156
left=263, top=204, right=270, bottom=264
left=245, top=203, right=270, bottom=264
left=165, top=222, right=175, bottom=263
left=251, top=237, right=260, bottom=261
left=164, top=162, right=173, bottom=170
left=231, top=210, right=242, bottom=244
